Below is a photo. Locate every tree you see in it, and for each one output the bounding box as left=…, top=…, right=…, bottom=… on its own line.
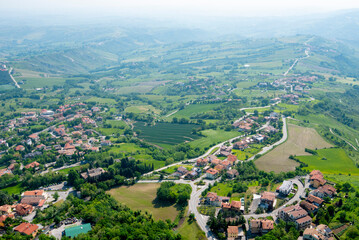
left=53, top=192, right=59, bottom=201
left=68, top=169, right=80, bottom=187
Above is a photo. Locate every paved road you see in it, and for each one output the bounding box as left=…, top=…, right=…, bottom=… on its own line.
left=8, top=68, right=20, bottom=88
left=248, top=117, right=287, bottom=161
left=244, top=175, right=308, bottom=220
left=283, top=38, right=312, bottom=76
left=40, top=162, right=83, bottom=175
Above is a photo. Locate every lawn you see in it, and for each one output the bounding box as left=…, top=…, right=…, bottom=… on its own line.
left=210, top=183, right=232, bottom=196
left=255, top=123, right=332, bottom=173
left=189, top=129, right=241, bottom=150
left=1, top=183, right=23, bottom=195
left=107, top=183, right=180, bottom=221
left=134, top=122, right=200, bottom=147
left=297, top=148, right=359, bottom=176
left=58, top=164, right=89, bottom=174
left=176, top=218, right=206, bottom=240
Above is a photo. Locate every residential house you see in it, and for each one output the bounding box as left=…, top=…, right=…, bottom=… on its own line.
left=312, top=185, right=336, bottom=199
left=214, top=164, right=225, bottom=172
left=14, top=222, right=39, bottom=238
left=177, top=166, right=189, bottom=175
left=25, top=161, right=40, bottom=169
left=307, top=195, right=324, bottom=207
left=207, top=155, right=217, bottom=162
left=303, top=228, right=326, bottom=240
left=300, top=200, right=319, bottom=214
left=15, top=145, right=25, bottom=151
left=221, top=160, right=231, bottom=170
left=22, top=190, right=47, bottom=199
left=211, top=158, right=221, bottom=166
left=295, top=215, right=312, bottom=230
left=233, top=141, right=249, bottom=150
left=206, top=192, right=221, bottom=207
left=28, top=133, right=39, bottom=142
left=220, top=145, right=232, bottom=157
left=261, top=219, right=274, bottom=234
left=260, top=192, right=276, bottom=209
left=206, top=168, right=219, bottom=179
left=250, top=219, right=274, bottom=235
left=250, top=219, right=261, bottom=234
left=227, top=169, right=239, bottom=179
left=278, top=180, right=293, bottom=195
left=310, top=170, right=326, bottom=188
left=20, top=198, right=45, bottom=207
left=101, top=140, right=112, bottom=146
left=316, top=224, right=334, bottom=239
left=227, top=154, right=237, bottom=165
left=15, top=204, right=34, bottom=216
left=278, top=205, right=305, bottom=221
left=227, top=226, right=245, bottom=240
left=0, top=205, right=12, bottom=214
left=196, top=158, right=208, bottom=167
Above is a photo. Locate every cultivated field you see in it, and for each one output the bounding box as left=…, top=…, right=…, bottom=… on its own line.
left=189, top=129, right=241, bottom=150
left=297, top=148, right=359, bottom=175
left=134, top=122, right=200, bottom=147
left=107, top=183, right=179, bottom=221
left=255, top=123, right=332, bottom=172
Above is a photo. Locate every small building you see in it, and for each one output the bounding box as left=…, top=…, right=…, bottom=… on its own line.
left=25, top=161, right=40, bottom=169
left=64, top=223, right=92, bottom=238
left=250, top=219, right=274, bottom=235
left=227, top=154, right=237, bottom=165
left=278, top=180, right=293, bottom=195
left=14, top=222, right=39, bottom=237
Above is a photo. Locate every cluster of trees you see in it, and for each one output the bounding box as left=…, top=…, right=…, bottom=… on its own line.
left=207, top=212, right=245, bottom=240
left=4, top=187, right=181, bottom=240
left=256, top=220, right=299, bottom=240
left=156, top=182, right=191, bottom=206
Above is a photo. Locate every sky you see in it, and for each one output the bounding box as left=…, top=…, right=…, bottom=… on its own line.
left=3, top=0, right=359, bottom=19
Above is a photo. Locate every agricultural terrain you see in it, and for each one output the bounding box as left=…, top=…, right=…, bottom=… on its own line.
left=255, top=123, right=332, bottom=172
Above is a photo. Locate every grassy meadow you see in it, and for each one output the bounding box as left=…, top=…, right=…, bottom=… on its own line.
left=107, top=183, right=180, bottom=221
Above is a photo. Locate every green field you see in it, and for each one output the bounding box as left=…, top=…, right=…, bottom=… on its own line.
left=189, top=129, right=240, bottom=150
left=58, top=164, right=89, bottom=174
left=125, top=105, right=161, bottom=115
left=107, top=183, right=180, bottom=221
left=134, top=122, right=200, bottom=147
left=297, top=148, right=359, bottom=175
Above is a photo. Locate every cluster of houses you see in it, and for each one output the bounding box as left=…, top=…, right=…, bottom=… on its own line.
left=0, top=190, right=49, bottom=236
left=270, top=75, right=315, bottom=95
left=198, top=154, right=238, bottom=180
left=170, top=166, right=202, bottom=179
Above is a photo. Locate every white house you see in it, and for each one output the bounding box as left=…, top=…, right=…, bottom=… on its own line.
left=279, top=180, right=293, bottom=195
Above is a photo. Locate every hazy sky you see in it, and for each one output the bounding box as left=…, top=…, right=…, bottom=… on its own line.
left=4, top=0, right=359, bottom=18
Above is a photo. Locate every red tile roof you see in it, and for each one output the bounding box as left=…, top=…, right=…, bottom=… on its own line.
left=14, top=222, right=38, bottom=235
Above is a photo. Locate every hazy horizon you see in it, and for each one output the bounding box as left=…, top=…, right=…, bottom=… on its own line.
left=2, top=0, right=359, bottom=23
